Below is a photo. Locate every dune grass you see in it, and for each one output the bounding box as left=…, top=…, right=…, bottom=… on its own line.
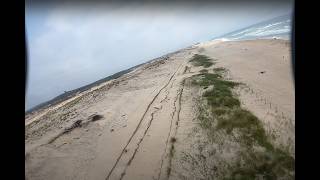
left=199, top=69, right=208, bottom=74
left=189, top=56, right=294, bottom=179
left=189, top=54, right=215, bottom=68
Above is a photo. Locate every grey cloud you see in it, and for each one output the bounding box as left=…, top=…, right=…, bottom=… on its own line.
left=26, top=3, right=292, bottom=110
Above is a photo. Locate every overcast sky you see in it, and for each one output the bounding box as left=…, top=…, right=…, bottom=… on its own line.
left=25, top=1, right=293, bottom=110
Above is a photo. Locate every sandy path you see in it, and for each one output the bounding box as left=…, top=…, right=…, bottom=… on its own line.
left=103, top=59, right=184, bottom=180
left=25, top=48, right=197, bottom=180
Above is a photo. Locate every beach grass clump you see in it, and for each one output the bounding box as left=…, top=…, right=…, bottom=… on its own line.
left=195, top=73, right=240, bottom=109
left=189, top=54, right=215, bottom=68
left=191, top=66, right=270, bottom=147
left=189, top=58, right=294, bottom=179
left=227, top=148, right=295, bottom=180
left=213, top=67, right=227, bottom=74
left=197, top=104, right=212, bottom=130
left=216, top=108, right=273, bottom=150
left=199, top=69, right=208, bottom=74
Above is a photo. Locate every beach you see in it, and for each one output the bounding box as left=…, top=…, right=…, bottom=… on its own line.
left=25, top=38, right=294, bottom=180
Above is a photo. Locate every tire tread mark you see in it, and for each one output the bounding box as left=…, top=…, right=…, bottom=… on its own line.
left=166, top=79, right=185, bottom=179
left=119, top=106, right=163, bottom=180
left=105, top=63, right=183, bottom=180
left=157, top=87, right=181, bottom=180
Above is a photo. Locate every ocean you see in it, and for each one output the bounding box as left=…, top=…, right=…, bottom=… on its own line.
left=215, top=14, right=292, bottom=41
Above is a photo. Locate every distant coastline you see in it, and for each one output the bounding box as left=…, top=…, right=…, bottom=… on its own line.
left=26, top=63, right=141, bottom=115
left=25, top=47, right=192, bottom=115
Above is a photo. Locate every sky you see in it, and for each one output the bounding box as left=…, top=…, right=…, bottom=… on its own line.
left=25, top=0, right=293, bottom=111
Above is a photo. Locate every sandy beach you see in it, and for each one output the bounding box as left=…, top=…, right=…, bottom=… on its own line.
left=25, top=39, right=294, bottom=180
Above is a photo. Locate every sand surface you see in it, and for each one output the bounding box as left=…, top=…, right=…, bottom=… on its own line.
left=25, top=39, right=294, bottom=180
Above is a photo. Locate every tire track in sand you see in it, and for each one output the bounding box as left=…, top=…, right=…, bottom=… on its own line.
left=119, top=105, right=163, bottom=180
left=105, top=62, right=184, bottom=180
left=158, top=79, right=185, bottom=180
left=157, top=85, right=182, bottom=180
left=166, top=79, right=185, bottom=179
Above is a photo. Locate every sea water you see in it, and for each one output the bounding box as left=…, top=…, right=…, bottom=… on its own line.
left=215, top=14, right=292, bottom=41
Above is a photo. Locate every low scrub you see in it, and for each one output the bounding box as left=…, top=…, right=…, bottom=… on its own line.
left=189, top=54, right=215, bottom=68
left=189, top=57, right=294, bottom=179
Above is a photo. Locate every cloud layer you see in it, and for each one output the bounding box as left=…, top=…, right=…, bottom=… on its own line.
left=25, top=3, right=292, bottom=110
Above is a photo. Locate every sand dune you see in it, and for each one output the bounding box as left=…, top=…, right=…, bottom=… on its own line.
left=25, top=39, right=294, bottom=180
